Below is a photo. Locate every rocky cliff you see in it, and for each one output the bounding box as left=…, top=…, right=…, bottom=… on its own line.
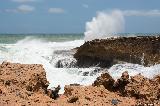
left=74, top=36, right=160, bottom=67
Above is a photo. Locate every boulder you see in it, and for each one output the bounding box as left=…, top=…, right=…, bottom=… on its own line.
left=92, top=72, right=115, bottom=91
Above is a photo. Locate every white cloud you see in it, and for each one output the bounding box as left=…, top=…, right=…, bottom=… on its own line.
left=48, top=8, right=65, bottom=14
left=12, top=0, right=36, bottom=3
left=17, top=5, right=35, bottom=13
left=5, top=5, right=34, bottom=13
left=82, top=4, right=89, bottom=8
left=123, top=10, right=160, bottom=16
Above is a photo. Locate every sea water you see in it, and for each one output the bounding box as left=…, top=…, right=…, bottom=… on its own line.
left=0, top=34, right=159, bottom=93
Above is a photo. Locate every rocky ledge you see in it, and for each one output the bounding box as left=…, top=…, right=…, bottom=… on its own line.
left=74, top=36, right=160, bottom=67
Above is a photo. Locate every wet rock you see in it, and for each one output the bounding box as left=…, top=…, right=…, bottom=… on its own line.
left=83, top=72, right=89, bottom=76
left=74, top=36, right=160, bottom=67
left=113, top=71, right=130, bottom=93
left=51, top=85, right=61, bottom=99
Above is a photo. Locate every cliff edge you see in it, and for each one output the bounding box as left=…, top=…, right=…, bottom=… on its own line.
left=74, top=36, right=160, bottom=67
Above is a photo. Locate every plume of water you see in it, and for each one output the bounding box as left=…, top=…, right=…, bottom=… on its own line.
left=84, top=10, right=125, bottom=41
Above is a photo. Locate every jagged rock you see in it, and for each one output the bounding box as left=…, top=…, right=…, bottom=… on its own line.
left=1, top=62, right=159, bottom=105
left=74, top=36, right=160, bottom=67
left=0, top=62, right=54, bottom=105
left=113, top=71, right=130, bottom=93
left=124, top=74, right=160, bottom=104
left=92, top=71, right=160, bottom=105
left=92, top=72, right=115, bottom=91
left=57, top=85, right=136, bottom=106
left=47, top=85, right=61, bottom=99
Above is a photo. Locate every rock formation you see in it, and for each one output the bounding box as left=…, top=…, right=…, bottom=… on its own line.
left=0, top=62, right=159, bottom=105
left=92, top=72, right=160, bottom=105
left=74, top=36, right=160, bottom=67
left=0, top=62, right=56, bottom=105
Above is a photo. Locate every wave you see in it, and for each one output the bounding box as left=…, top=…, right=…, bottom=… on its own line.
left=108, top=63, right=160, bottom=80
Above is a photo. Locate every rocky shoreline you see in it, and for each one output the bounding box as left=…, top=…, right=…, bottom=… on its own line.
left=0, top=36, right=160, bottom=106
left=0, top=62, right=159, bottom=106
left=74, top=36, right=160, bottom=68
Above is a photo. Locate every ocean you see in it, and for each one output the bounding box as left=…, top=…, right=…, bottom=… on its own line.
left=0, top=34, right=160, bottom=93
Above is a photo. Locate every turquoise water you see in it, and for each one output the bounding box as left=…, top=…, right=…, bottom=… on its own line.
left=0, top=33, right=159, bottom=44
left=0, top=34, right=84, bottom=44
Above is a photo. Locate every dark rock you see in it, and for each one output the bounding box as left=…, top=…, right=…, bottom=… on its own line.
left=113, top=71, right=130, bottom=93
left=70, top=83, right=80, bottom=86
left=92, top=72, right=115, bottom=91
left=74, top=36, right=160, bottom=68
left=5, top=80, right=11, bottom=86
left=67, top=96, right=79, bottom=103
left=83, top=72, right=89, bottom=76
left=0, top=89, right=2, bottom=94
left=48, top=85, right=61, bottom=99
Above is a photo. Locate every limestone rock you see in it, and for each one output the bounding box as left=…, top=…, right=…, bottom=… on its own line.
left=0, top=62, right=54, bottom=105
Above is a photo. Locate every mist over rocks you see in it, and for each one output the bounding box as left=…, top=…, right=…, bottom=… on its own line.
left=74, top=36, right=160, bottom=68
left=84, top=10, right=125, bottom=41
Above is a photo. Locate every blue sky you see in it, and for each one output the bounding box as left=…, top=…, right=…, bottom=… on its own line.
left=0, top=0, right=160, bottom=33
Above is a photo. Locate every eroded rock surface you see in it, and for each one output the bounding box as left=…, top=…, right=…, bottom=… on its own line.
left=0, top=62, right=159, bottom=106
left=92, top=71, right=160, bottom=105
left=125, top=74, right=160, bottom=105
left=74, top=36, right=160, bottom=67
left=0, top=62, right=55, bottom=105
left=57, top=85, right=136, bottom=106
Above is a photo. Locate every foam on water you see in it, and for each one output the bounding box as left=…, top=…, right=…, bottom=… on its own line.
left=0, top=37, right=101, bottom=93
left=0, top=36, right=160, bottom=93
left=108, top=63, right=160, bottom=80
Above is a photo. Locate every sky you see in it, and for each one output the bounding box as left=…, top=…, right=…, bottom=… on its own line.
left=0, top=0, right=160, bottom=34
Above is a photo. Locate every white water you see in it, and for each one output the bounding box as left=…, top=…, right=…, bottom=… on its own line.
left=0, top=37, right=160, bottom=93
left=84, top=10, right=125, bottom=41
left=108, top=63, right=160, bottom=80
left=0, top=37, right=101, bottom=93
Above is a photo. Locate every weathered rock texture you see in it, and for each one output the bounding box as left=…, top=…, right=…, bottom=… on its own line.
left=125, top=74, right=160, bottom=105
left=55, top=85, right=136, bottom=106
left=0, top=62, right=55, bottom=105
left=0, top=62, right=159, bottom=106
left=74, top=36, right=160, bottom=67
left=92, top=72, right=160, bottom=105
